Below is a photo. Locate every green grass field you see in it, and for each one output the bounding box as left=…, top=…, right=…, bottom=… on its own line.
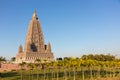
left=1, top=68, right=120, bottom=80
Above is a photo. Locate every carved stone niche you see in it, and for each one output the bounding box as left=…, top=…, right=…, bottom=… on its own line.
left=31, top=43, right=37, bottom=52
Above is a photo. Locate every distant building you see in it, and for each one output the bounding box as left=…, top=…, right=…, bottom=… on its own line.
left=16, top=11, right=54, bottom=63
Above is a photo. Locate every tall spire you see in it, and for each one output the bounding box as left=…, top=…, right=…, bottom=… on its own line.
left=24, top=10, right=45, bottom=53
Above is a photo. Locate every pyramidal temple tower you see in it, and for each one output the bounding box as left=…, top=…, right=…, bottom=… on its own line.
left=16, top=11, right=54, bottom=63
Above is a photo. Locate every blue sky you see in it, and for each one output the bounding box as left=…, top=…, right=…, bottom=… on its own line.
left=0, top=0, right=120, bottom=59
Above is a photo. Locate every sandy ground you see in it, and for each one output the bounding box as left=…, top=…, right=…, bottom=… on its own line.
left=96, top=77, right=120, bottom=80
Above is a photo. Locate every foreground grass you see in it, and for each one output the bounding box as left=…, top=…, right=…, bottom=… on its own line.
left=1, top=69, right=120, bottom=80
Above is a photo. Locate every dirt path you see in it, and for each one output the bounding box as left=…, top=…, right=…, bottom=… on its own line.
left=97, top=77, right=120, bottom=80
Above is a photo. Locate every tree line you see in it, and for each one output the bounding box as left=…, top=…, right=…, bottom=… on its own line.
left=16, top=54, right=120, bottom=80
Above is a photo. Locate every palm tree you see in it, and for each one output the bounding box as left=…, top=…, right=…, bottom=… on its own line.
left=69, top=57, right=75, bottom=79
left=79, top=59, right=85, bottom=80
left=67, top=57, right=72, bottom=79
left=104, top=61, right=110, bottom=78
left=108, top=61, right=112, bottom=78
left=27, top=63, right=35, bottom=80
left=70, top=57, right=77, bottom=80
left=74, top=58, right=80, bottom=80
left=111, top=61, right=117, bottom=78
left=35, top=58, right=41, bottom=80
left=19, top=62, right=26, bottom=80
left=55, top=61, right=59, bottom=80
left=43, top=59, right=47, bottom=80
left=86, top=59, right=95, bottom=80
left=45, top=62, right=51, bottom=80
left=63, top=58, right=70, bottom=80
left=57, top=60, right=64, bottom=80
left=57, top=60, right=63, bottom=80
left=50, top=61, right=58, bottom=80
left=118, top=61, right=120, bottom=77
left=96, top=61, right=102, bottom=79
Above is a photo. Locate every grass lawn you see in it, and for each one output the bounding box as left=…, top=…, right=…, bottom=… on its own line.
left=1, top=69, right=120, bottom=80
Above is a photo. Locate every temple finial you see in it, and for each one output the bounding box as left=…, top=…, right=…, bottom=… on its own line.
left=32, top=10, right=37, bottom=19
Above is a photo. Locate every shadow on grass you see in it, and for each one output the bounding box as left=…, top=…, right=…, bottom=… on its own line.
left=1, top=71, right=19, bottom=78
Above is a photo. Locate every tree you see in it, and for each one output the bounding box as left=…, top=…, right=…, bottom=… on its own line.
left=0, top=56, right=6, bottom=78
left=19, top=62, right=26, bottom=80
left=27, top=63, right=35, bottom=80
left=50, top=61, right=58, bottom=80
left=81, top=54, right=116, bottom=61
left=0, top=56, right=6, bottom=68
left=35, top=58, right=41, bottom=80
left=85, top=59, right=95, bottom=80
left=43, top=59, right=47, bottom=80
left=79, top=59, right=85, bottom=80
left=11, top=57, right=16, bottom=61
left=70, top=57, right=77, bottom=80
left=63, top=58, right=69, bottom=80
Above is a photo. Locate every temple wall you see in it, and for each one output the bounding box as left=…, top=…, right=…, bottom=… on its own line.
left=0, top=63, right=20, bottom=72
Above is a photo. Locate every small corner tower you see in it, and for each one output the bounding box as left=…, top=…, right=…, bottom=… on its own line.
left=18, top=45, right=23, bottom=53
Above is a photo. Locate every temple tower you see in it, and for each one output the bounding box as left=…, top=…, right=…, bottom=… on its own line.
left=16, top=11, right=54, bottom=63
left=24, top=11, right=45, bottom=53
